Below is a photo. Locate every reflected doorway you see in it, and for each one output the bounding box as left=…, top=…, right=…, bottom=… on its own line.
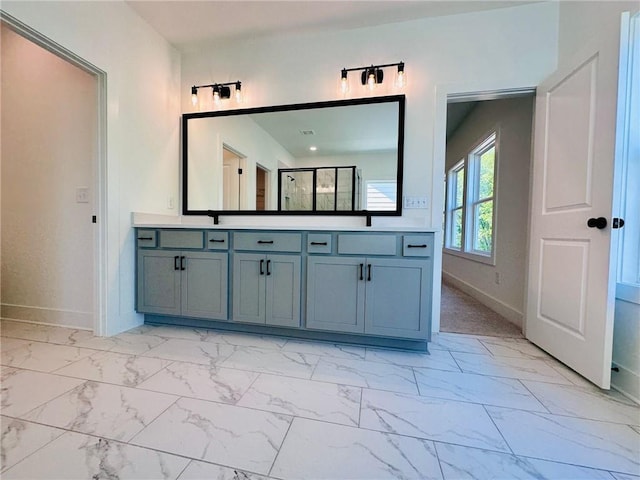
left=256, top=165, right=268, bottom=210
left=222, top=146, right=245, bottom=210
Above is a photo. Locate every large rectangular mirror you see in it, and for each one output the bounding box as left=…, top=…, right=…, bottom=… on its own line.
left=182, top=95, right=404, bottom=217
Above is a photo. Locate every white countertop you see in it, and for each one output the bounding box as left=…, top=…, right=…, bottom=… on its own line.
left=132, top=212, right=439, bottom=233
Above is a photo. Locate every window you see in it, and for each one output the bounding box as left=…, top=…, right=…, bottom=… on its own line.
left=445, top=132, right=497, bottom=262
left=365, top=181, right=397, bottom=211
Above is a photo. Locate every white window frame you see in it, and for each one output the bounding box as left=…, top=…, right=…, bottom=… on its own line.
left=444, top=130, right=498, bottom=265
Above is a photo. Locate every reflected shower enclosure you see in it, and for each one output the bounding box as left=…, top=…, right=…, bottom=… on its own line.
left=278, top=166, right=361, bottom=211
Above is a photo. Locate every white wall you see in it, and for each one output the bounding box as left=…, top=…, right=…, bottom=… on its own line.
left=442, top=96, right=534, bottom=327
left=1, top=1, right=181, bottom=335
left=1, top=25, right=96, bottom=329
left=558, top=1, right=639, bottom=401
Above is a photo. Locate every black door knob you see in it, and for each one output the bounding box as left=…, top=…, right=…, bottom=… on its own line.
left=587, top=217, right=607, bottom=229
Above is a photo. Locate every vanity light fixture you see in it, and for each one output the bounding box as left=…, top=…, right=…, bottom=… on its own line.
left=339, top=62, right=406, bottom=92
left=191, top=80, right=242, bottom=107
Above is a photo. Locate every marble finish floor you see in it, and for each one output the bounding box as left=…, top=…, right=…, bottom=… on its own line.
left=1, top=319, right=639, bottom=479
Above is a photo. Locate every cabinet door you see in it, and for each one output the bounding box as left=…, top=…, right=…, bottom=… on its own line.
left=306, top=257, right=365, bottom=333
left=364, top=258, right=431, bottom=339
left=232, top=253, right=266, bottom=324
left=265, top=254, right=301, bottom=328
left=182, top=252, right=228, bottom=320
left=137, top=250, right=181, bottom=316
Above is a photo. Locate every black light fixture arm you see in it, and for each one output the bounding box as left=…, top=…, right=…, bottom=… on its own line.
left=341, top=62, right=404, bottom=74
left=192, top=80, right=241, bottom=91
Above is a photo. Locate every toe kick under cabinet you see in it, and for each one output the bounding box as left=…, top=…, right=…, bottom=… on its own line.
left=136, top=228, right=434, bottom=348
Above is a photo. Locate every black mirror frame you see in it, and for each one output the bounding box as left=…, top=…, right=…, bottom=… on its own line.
left=182, top=94, right=405, bottom=222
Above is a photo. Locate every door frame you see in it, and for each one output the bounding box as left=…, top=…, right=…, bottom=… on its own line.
left=432, top=84, right=536, bottom=333
left=1, top=12, right=108, bottom=335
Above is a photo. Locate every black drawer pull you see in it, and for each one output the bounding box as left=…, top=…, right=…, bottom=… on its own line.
left=257, top=240, right=274, bottom=244
left=359, top=263, right=364, bottom=281
left=260, top=259, right=265, bottom=275
left=174, top=256, right=180, bottom=271
left=180, top=256, right=186, bottom=271
left=138, top=236, right=153, bottom=241
left=266, top=259, right=271, bottom=276
left=367, top=264, right=372, bottom=282
left=407, top=244, right=428, bottom=248
left=310, top=242, right=328, bottom=246
left=209, top=238, right=225, bottom=243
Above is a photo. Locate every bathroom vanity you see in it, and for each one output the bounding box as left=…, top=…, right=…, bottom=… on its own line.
left=135, top=223, right=435, bottom=350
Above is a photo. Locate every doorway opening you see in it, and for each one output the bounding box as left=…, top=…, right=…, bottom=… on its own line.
left=222, top=145, right=246, bottom=210
left=256, top=165, right=269, bottom=211
left=440, top=92, right=535, bottom=338
left=0, top=13, right=106, bottom=335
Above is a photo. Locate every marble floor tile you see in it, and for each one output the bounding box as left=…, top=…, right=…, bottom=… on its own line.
left=178, top=460, right=273, bottom=480
left=429, top=333, right=492, bottom=355
left=280, top=339, right=366, bottom=360
left=0, top=341, right=95, bottom=372
left=1, top=417, right=65, bottom=473
left=74, top=332, right=168, bottom=355
left=1, top=368, right=85, bottom=417
left=414, top=368, right=547, bottom=412
left=451, top=351, right=573, bottom=384
left=23, top=381, right=178, bottom=442
left=131, top=397, right=292, bottom=475
left=221, top=346, right=319, bottom=379
left=137, top=361, right=259, bottom=404
left=2, top=431, right=189, bottom=480
left=312, top=357, right=419, bottom=394
left=479, top=337, right=553, bottom=360
left=54, top=350, right=172, bottom=387
left=522, top=381, right=640, bottom=426
left=365, top=347, right=462, bottom=372
left=435, top=442, right=616, bottom=480
left=544, top=360, right=597, bottom=388
left=0, top=337, right=31, bottom=353
left=129, top=324, right=220, bottom=342
left=237, top=373, right=361, bottom=426
left=270, top=417, right=443, bottom=480
left=487, top=406, right=640, bottom=475
left=0, top=320, right=93, bottom=346
left=360, top=388, right=510, bottom=452
left=142, top=337, right=236, bottom=365
left=207, top=331, right=289, bottom=350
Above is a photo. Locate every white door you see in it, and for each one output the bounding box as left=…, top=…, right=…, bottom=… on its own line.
left=526, top=23, right=623, bottom=388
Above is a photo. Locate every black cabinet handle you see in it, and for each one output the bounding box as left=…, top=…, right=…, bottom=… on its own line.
left=359, top=263, right=364, bottom=281
left=367, top=264, right=372, bottom=282
left=310, top=241, right=328, bottom=246
left=174, top=256, right=180, bottom=271
left=257, top=240, right=274, bottom=244
left=407, top=244, right=427, bottom=248
left=138, top=236, right=153, bottom=241
left=266, top=259, right=271, bottom=276
left=209, top=238, right=225, bottom=243
left=180, top=256, right=186, bottom=271
left=260, top=259, right=265, bottom=275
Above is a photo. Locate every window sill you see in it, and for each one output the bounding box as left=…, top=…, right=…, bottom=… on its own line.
left=443, top=247, right=496, bottom=266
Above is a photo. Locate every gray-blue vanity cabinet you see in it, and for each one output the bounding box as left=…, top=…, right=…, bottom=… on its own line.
left=306, top=256, right=430, bottom=339
left=232, top=253, right=301, bottom=328
left=137, top=249, right=228, bottom=320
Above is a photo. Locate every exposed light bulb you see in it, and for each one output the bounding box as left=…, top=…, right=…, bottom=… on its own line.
left=212, top=86, right=221, bottom=105
left=309, top=146, right=317, bottom=151
left=367, top=71, right=376, bottom=90
left=235, top=81, right=242, bottom=102
left=191, top=86, right=198, bottom=106
left=340, top=69, right=349, bottom=95
left=396, top=62, right=406, bottom=89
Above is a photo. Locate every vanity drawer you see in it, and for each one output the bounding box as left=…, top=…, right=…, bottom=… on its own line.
left=307, top=234, right=332, bottom=254
left=402, top=235, right=434, bottom=257
left=207, top=231, right=229, bottom=250
left=337, top=234, right=396, bottom=256
left=234, top=232, right=302, bottom=253
left=159, top=230, right=204, bottom=249
left=136, top=230, right=157, bottom=248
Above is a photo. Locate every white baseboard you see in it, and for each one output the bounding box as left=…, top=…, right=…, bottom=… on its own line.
left=1, top=304, right=92, bottom=330
left=442, top=271, right=523, bottom=328
left=611, top=363, right=640, bottom=405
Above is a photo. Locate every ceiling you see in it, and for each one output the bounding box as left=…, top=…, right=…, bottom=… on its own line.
left=125, top=1, right=539, bottom=51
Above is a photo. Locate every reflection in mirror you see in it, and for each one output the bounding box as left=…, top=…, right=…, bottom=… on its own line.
left=183, top=95, right=404, bottom=216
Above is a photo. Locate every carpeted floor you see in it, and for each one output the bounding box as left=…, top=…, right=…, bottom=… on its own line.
left=440, top=281, right=523, bottom=337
